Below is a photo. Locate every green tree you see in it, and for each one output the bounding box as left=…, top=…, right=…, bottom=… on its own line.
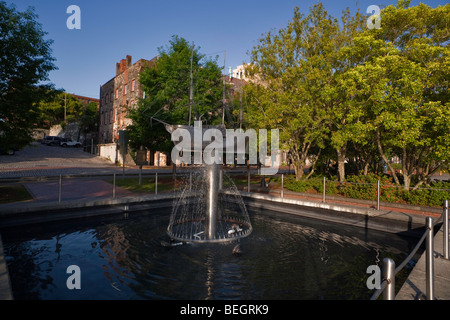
left=79, top=101, right=99, bottom=135
left=0, top=2, right=56, bottom=151
left=127, top=35, right=223, bottom=157
left=245, top=4, right=356, bottom=180
left=338, top=1, right=450, bottom=190
left=37, top=91, right=84, bottom=128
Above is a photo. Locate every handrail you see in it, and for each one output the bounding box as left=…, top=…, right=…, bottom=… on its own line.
left=370, top=200, right=448, bottom=300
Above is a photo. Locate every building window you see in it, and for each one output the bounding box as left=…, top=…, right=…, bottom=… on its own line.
left=124, top=84, right=128, bottom=95
left=115, top=89, right=119, bottom=99
left=110, top=92, right=113, bottom=102
left=110, top=110, right=113, bottom=124
left=131, top=79, right=136, bottom=92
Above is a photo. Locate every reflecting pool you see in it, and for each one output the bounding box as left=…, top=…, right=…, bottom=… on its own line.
left=1, top=207, right=419, bottom=300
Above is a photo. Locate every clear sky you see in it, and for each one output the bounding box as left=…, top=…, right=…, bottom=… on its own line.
left=7, top=0, right=448, bottom=99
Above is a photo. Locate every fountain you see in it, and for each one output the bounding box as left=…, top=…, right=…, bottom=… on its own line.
left=164, top=123, right=253, bottom=243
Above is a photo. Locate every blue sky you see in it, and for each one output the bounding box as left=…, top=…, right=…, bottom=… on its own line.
left=8, top=0, right=448, bottom=98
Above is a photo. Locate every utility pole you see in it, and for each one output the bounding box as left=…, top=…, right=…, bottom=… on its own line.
left=189, top=45, right=194, bottom=126
left=239, top=91, right=243, bottom=130
left=64, top=92, right=67, bottom=122
left=222, top=51, right=226, bottom=126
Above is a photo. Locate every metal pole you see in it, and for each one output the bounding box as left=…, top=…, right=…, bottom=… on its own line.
left=122, top=147, right=125, bottom=178
left=222, top=51, right=226, bottom=126
left=426, top=216, right=435, bottom=300
left=58, top=175, right=62, bottom=203
left=377, top=180, right=380, bottom=210
left=189, top=46, right=194, bottom=127
left=64, top=93, right=67, bottom=123
left=155, top=172, right=158, bottom=195
left=444, top=200, right=449, bottom=260
left=382, top=257, right=396, bottom=300
left=205, top=163, right=219, bottom=240
left=247, top=169, right=250, bottom=192
left=281, top=174, right=284, bottom=199
left=323, top=176, right=326, bottom=203
left=113, top=173, right=116, bottom=199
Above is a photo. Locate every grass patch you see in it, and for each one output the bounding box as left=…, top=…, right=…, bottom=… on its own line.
left=0, top=185, right=33, bottom=204
left=228, top=174, right=265, bottom=186
left=110, top=176, right=176, bottom=193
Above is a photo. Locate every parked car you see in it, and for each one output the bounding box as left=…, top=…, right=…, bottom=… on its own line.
left=60, top=138, right=82, bottom=148
left=41, top=136, right=50, bottom=144
left=44, top=136, right=62, bottom=146
left=0, top=147, right=15, bottom=155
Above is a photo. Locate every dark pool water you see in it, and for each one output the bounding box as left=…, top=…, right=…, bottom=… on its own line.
left=1, top=207, right=418, bottom=300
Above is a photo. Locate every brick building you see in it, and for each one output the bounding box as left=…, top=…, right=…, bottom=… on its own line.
left=72, top=94, right=99, bottom=107
left=99, top=55, right=157, bottom=143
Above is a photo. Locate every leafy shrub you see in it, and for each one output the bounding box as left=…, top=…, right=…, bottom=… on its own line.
left=284, top=176, right=323, bottom=193
left=281, top=174, right=449, bottom=208
left=400, top=181, right=450, bottom=207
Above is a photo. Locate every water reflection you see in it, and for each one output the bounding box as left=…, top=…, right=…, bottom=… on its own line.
left=2, top=207, right=418, bottom=300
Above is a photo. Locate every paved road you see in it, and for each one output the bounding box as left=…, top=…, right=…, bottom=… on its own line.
left=0, top=142, right=130, bottom=178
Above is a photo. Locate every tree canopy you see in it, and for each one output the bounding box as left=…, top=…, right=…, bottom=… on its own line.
left=244, top=0, right=449, bottom=189
left=0, top=1, right=56, bottom=151
left=127, top=35, right=224, bottom=155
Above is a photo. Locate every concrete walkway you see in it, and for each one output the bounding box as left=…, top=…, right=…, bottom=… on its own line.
left=24, top=178, right=134, bottom=202
left=396, top=223, right=450, bottom=300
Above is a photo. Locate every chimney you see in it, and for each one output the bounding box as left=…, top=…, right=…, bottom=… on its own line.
left=116, top=55, right=132, bottom=75
left=120, top=59, right=127, bottom=73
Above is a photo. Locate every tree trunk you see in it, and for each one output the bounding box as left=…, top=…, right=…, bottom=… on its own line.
left=304, top=149, right=321, bottom=180
left=337, top=145, right=346, bottom=183
left=376, top=128, right=400, bottom=185
left=363, top=162, right=370, bottom=176
left=402, top=147, right=411, bottom=191
left=292, top=151, right=304, bottom=180
left=290, top=146, right=305, bottom=181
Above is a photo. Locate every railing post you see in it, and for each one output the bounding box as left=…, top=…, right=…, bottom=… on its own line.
left=58, top=175, right=62, bottom=203
left=281, top=174, right=284, bottom=199
left=113, top=173, right=116, bottom=199
left=444, top=200, right=449, bottom=260
left=155, top=172, right=158, bottom=195
left=426, top=216, right=435, bottom=300
left=247, top=169, right=250, bottom=193
left=382, top=258, right=396, bottom=300
left=376, top=180, right=380, bottom=210
left=323, top=177, right=326, bottom=203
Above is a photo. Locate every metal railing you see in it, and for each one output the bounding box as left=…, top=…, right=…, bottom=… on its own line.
left=274, top=174, right=449, bottom=211
left=370, top=199, right=449, bottom=300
